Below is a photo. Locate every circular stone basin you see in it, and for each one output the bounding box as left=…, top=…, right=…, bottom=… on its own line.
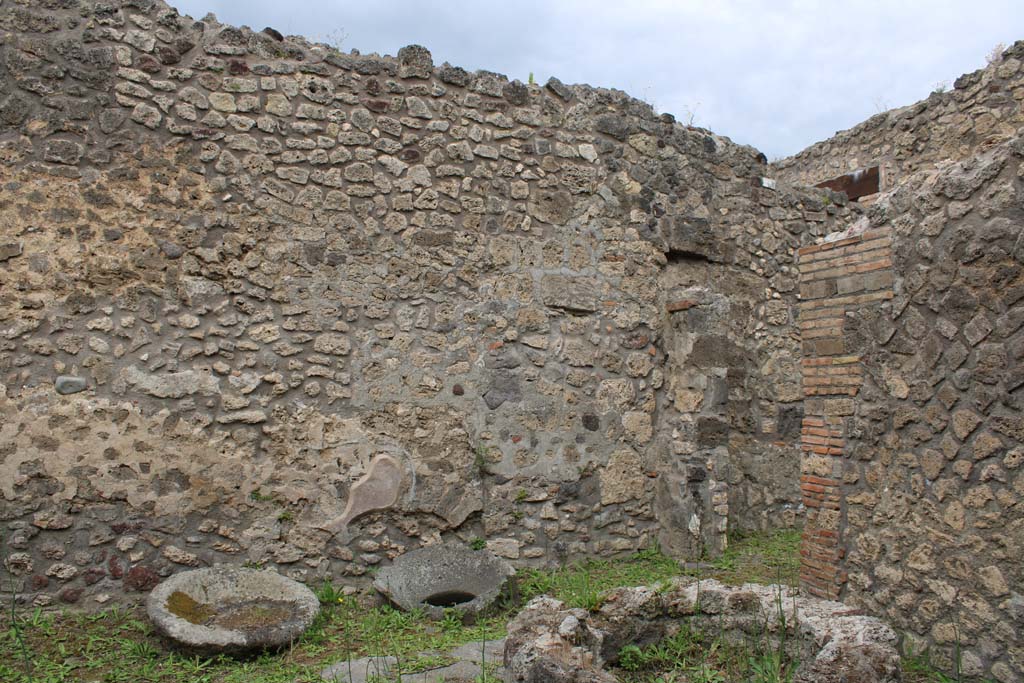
left=373, top=543, right=515, bottom=620
left=146, top=565, right=320, bottom=655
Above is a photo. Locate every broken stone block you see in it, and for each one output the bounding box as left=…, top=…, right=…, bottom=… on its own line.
left=539, top=274, right=599, bottom=313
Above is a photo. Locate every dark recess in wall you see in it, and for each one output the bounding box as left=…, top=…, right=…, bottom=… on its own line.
left=814, top=166, right=880, bottom=201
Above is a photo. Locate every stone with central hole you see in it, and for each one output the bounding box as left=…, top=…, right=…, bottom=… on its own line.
left=373, top=543, right=515, bottom=620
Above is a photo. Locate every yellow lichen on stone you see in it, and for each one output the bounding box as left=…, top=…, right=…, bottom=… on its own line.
left=166, top=591, right=215, bottom=625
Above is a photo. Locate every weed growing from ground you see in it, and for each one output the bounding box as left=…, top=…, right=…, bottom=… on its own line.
left=315, top=580, right=346, bottom=606
left=2, top=533, right=33, bottom=682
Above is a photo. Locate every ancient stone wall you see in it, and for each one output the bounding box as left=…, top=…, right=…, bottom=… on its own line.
left=774, top=41, right=1024, bottom=197
left=783, top=39, right=1024, bottom=682
left=3, top=2, right=1021, bottom=678
left=0, top=0, right=856, bottom=608
left=796, top=136, right=1024, bottom=681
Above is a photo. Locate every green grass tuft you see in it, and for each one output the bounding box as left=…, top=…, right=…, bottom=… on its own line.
left=688, top=528, right=803, bottom=586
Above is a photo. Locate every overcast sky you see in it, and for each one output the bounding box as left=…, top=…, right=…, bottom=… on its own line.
left=172, top=1, right=1023, bottom=159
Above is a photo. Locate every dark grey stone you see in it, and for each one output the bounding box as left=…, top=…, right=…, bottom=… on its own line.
left=1006, top=365, right=1024, bottom=392
left=159, top=241, right=184, bottom=259
left=595, top=113, right=632, bottom=140
left=437, top=62, right=470, bottom=87
left=156, top=45, right=182, bottom=65
left=0, top=94, right=32, bottom=125
left=594, top=509, right=622, bottom=529
left=663, top=216, right=726, bottom=262
left=470, top=70, right=506, bottom=97
left=397, top=44, right=433, bottom=79
left=261, top=26, right=283, bottom=41
left=555, top=481, right=581, bottom=504
left=483, top=371, right=521, bottom=410
left=503, top=80, right=529, bottom=106
left=55, top=376, right=87, bottom=395
left=545, top=77, right=572, bottom=101
left=352, top=58, right=392, bottom=76
left=776, top=404, right=804, bottom=439
left=43, top=140, right=84, bottom=165
left=0, top=243, right=23, bottom=262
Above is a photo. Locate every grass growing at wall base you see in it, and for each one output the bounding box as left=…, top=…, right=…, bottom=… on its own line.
left=613, top=621, right=797, bottom=683
left=690, top=528, right=803, bottom=587
left=0, top=529, right=981, bottom=683
left=902, top=649, right=999, bottom=683
left=6, top=533, right=779, bottom=683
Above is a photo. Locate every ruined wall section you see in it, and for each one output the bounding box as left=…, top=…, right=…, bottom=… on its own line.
left=657, top=182, right=860, bottom=558
left=774, top=41, right=1024, bottom=195
left=0, top=0, right=856, bottom=607
left=798, top=136, right=1024, bottom=681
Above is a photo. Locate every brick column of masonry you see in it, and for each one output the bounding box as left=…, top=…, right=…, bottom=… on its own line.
left=796, top=227, right=894, bottom=600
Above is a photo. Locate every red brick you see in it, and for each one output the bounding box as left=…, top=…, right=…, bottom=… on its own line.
left=801, top=475, right=839, bottom=486
left=861, top=227, right=893, bottom=241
